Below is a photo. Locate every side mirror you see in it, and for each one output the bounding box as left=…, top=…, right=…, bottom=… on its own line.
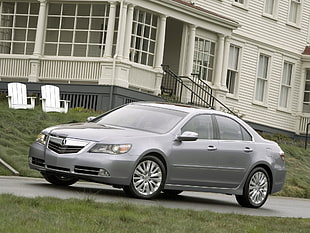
left=176, top=131, right=198, bottom=141
left=87, top=116, right=96, bottom=122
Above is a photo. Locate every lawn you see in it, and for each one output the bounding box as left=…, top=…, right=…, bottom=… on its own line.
left=0, top=194, right=309, bottom=233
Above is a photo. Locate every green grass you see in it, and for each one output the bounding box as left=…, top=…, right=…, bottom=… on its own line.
left=0, top=194, right=309, bottom=233
left=0, top=95, right=310, bottom=198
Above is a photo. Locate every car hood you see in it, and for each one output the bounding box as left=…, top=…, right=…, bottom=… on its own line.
left=43, top=122, right=157, bottom=142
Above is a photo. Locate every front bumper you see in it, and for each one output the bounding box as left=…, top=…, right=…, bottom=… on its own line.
left=29, top=142, right=137, bottom=186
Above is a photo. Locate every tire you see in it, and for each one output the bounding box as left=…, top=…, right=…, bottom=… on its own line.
left=41, top=172, right=79, bottom=186
left=235, top=167, right=270, bottom=208
left=124, top=156, right=166, bottom=199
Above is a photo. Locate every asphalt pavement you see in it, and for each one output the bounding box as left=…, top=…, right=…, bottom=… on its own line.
left=0, top=176, right=309, bottom=218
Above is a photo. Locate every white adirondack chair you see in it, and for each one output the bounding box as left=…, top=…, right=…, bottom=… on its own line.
left=7, top=82, right=36, bottom=109
left=41, top=85, right=70, bottom=113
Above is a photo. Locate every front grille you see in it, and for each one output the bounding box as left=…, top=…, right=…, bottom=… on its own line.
left=47, top=136, right=86, bottom=154
left=74, top=166, right=100, bottom=175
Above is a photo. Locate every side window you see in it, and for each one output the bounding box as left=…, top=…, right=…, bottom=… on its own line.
left=181, top=115, right=213, bottom=139
left=215, top=115, right=252, bottom=141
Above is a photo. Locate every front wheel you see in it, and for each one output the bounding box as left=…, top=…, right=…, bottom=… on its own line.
left=41, top=172, right=79, bottom=186
left=235, top=167, right=270, bottom=208
left=124, top=156, right=166, bottom=199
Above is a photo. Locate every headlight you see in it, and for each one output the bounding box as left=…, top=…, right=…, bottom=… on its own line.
left=89, top=144, right=131, bottom=154
left=36, top=133, right=47, bottom=145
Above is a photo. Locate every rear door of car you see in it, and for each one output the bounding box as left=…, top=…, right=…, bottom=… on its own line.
left=209, top=115, right=255, bottom=188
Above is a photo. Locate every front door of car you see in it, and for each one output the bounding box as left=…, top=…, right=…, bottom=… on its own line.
left=168, top=114, right=220, bottom=187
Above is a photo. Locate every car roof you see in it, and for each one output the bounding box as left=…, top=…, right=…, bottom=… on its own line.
left=131, top=101, right=232, bottom=116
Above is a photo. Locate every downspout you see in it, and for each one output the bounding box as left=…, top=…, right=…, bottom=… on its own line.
left=109, top=0, right=124, bottom=109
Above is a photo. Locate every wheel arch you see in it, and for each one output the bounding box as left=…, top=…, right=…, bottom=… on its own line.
left=141, top=151, right=168, bottom=172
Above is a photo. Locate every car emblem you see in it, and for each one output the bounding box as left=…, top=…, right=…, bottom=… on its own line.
left=61, top=139, right=67, bottom=146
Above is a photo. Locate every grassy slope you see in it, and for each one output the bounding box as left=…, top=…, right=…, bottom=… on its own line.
left=0, top=95, right=97, bottom=177
left=0, top=194, right=309, bottom=233
left=0, top=96, right=309, bottom=198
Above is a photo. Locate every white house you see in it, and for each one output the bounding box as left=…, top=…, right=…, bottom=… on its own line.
left=0, top=0, right=310, bottom=136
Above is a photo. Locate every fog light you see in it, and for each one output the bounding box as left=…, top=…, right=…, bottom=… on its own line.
left=99, top=168, right=110, bottom=177
left=29, top=157, right=32, bottom=163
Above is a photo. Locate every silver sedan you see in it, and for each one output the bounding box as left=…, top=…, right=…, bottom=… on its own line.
left=29, top=102, right=286, bottom=208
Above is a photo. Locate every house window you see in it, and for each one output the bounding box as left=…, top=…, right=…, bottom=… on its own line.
left=192, top=37, right=216, bottom=82
left=279, top=61, right=293, bottom=109
left=264, top=0, right=274, bottom=15
left=288, top=0, right=301, bottom=26
left=232, top=0, right=248, bottom=9
left=263, top=0, right=278, bottom=18
left=255, top=54, right=270, bottom=102
left=303, top=70, right=310, bottom=113
left=44, top=3, right=110, bottom=57
left=130, top=8, right=157, bottom=67
left=0, top=1, right=39, bottom=54
left=226, top=45, right=240, bottom=95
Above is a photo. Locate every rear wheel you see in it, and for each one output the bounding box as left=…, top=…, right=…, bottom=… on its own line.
left=123, top=156, right=166, bottom=199
left=41, top=172, right=78, bottom=186
left=235, top=167, right=270, bottom=208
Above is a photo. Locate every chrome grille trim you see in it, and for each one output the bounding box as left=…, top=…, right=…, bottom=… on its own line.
left=47, top=136, right=89, bottom=154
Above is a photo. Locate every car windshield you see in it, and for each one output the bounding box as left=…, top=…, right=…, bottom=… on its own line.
left=95, top=104, right=187, bottom=134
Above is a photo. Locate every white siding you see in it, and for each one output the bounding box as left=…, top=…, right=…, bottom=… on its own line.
left=195, top=0, right=310, bottom=133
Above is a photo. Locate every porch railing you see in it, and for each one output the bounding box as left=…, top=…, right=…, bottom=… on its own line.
left=0, top=58, right=30, bottom=79
left=40, top=59, right=101, bottom=82
left=161, top=65, right=236, bottom=116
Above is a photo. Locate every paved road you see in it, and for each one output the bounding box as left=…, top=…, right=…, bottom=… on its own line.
left=1, top=176, right=309, bottom=218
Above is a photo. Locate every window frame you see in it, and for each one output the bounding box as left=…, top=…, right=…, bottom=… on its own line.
left=232, top=0, right=249, bottom=10
left=192, top=36, right=216, bottom=83
left=253, top=51, right=272, bottom=106
left=129, top=8, right=158, bottom=67
left=278, top=59, right=295, bottom=112
left=287, top=0, right=302, bottom=28
left=0, top=1, right=39, bottom=55
left=226, top=44, right=242, bottom=97
left=262, top=0, right=279, bottom=20
left=43, top=2, right=110, bottom=57
left=302, top=69, right=310, bottom=114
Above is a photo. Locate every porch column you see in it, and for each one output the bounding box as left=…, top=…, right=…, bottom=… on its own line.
left=123, top=4, right=134, bottom=60
left=29, top=0, right=47, bottom=82
left=116, top=2, right=128, bottom=58
left=221, top=36, right=231, bottom=89
left=33, top=0, right=46, bottom=56
left=104, top=1, right=117, bottom=58
left=214, top=34, right=225, bottom=88
left=154, top=14, right=167, bottom=68
left=185, top=24, right=196, bottom=76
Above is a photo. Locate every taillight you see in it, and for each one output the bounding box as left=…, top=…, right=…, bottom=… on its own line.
left=280, top=151, right=285, bottom=161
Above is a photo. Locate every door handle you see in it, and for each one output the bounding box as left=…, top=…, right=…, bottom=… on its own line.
left=207, top=145, right=217, bottom=151
left=244, top=147, right=253, bottom=152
